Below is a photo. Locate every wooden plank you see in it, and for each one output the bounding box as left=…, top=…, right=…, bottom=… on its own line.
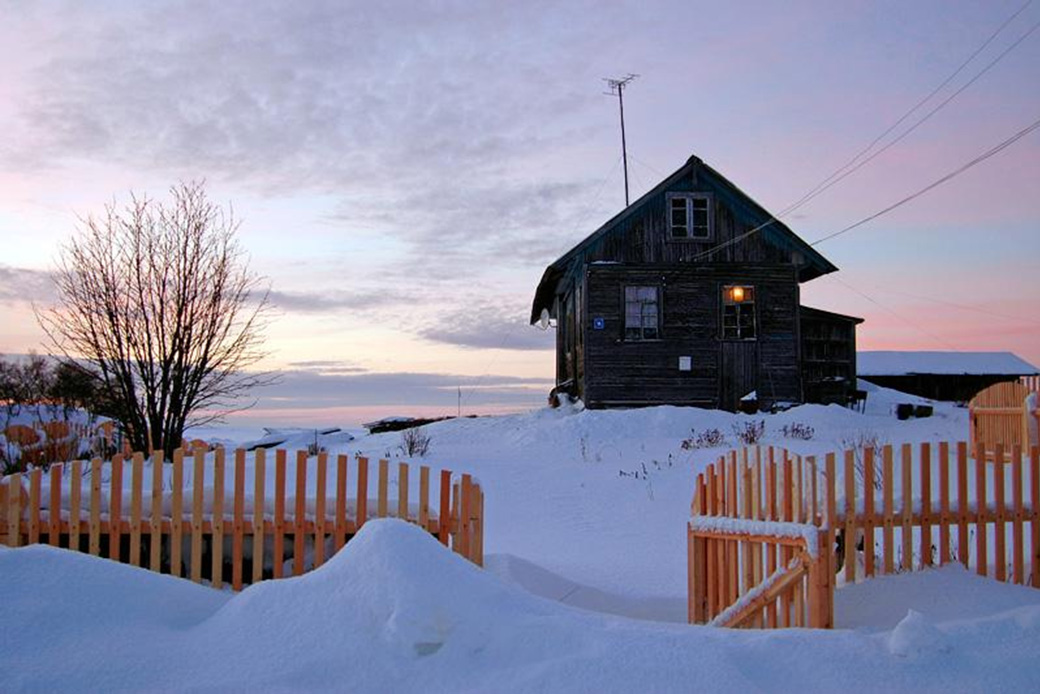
left=458, top=474, right=472, bottom=559
left=89, top=458, right=102, bottom=556
left=253, top=449, right=266, bottom=583
left=437, top=468, right=449, bottom=545
left=920, top=443, right=932, bottom=568
left=473, top=484, right=484, bottom=567
left=957, top=442, right=969, bottom=569
left=994, top=444, right=1006, bottom=582
left=1012, top=445, right=1024, bottom=585
left=419, top=466, right=430, bottom=530
left=233, top=448, right=246, bottom=590
left=765, top=456, right=777, bottom=628
left=70, top=461, right=82, bottom=552
left=273, top=449, right=286, bottom=579
left=939, top=442, right=950, bottom=566
left=863, top=446, right=875, bottom=578
left=825, top=453, right=836, bottom=626
left=293, top=450, right=307, bottom=576
left=782, top=452, right=794, bottom=627
left=171, top=449, right=184, bottom=577
left=335, top=454, right=348, bottom=552
left=726, top=454, right=738, bottom=608
left=398, top=462, right=409, bottom=522
left=314, top=451, right=327, bottom=568
left=357, top=457, right=369, bottom=531
left=451, top=481, right=460, bottom=552
left=720, top=557, right=809, bottom=629
left=706, top=466, right=717, bottom=619
left=717, top=458, right=728, bottom=613
left=752, top=447, right=763, bottom=614
left=378, top=459, right=389, bottom=518
left=901, top=443, right=912, bottom=573
left=1031, top=446, right=1039, bottom=588
left=690, top=474, right=708, bottom=624
left=191, top=448, right=205, bottom=583
left=107, top=455, right=122, bottom=560
left=130, top=453, right=143, bottom=566
left=6, top=472, right=21, bottom=547
left=741, top=449, right=754, bottom=599
left=29, top=468, right=41, bottom=545
left=844, top=449, right=856, bottom=584
left=48, top=464, right=62, bottom=547
left=212, top=447, right=225, bottom=589
left=976, top=441, right=988, bottom=577
left=149, top=451, right=162, bottom=572
left=882, top=445, right=894, bottom=574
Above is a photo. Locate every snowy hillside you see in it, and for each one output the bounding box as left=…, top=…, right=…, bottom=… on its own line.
left=4, top=381, right=1040, bottom=692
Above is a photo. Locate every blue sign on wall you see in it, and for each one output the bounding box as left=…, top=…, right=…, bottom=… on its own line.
left=593, top=317, right=605, bottom=330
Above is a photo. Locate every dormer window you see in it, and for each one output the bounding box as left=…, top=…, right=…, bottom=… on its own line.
left=667, top=193, right=712, bottom=240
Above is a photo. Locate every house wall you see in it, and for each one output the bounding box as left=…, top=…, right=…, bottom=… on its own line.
left=581, top=263, right=801, bottom=410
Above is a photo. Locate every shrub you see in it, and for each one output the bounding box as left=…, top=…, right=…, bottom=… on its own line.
left=732, top=420, right=766, bottom=445
left=399, top=427, right=431, bottom=457
left=840, top=431, right=886, bottom=491
left=680, top=428, right=727, bottom=450
left=781, top=422, right=814, bottom=440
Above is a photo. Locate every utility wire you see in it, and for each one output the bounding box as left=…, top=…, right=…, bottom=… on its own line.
left=809, top=114, right=1040, bottom=247
left=827, top=276, right=961, bottom=350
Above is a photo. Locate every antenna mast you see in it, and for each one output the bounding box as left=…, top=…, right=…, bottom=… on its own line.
left=603, top=73, right=638, bottom=207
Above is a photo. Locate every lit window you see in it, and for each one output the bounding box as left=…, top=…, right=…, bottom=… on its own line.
left=667, top=193, right=712, bottom=239
left=624, top=286, right=659, bottom=340
left=722, top=285, right=755, bottom=339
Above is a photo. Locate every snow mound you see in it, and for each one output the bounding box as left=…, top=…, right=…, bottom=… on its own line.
left=888, top=609, right=951, bottom=658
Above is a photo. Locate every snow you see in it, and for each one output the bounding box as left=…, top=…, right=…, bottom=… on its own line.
left=858, top=350, right=1039, bottom=376
left=4, top=384, right=1040, bottom=691
left=688, top=516, right=820, bottom=556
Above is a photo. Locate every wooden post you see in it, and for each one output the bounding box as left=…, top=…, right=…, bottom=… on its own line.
left=398, top=462, right=409, bottom=522
left=335, top=454, right=348, bottom=552
left=29, top=468, right=41, bottom=545
left=976, top=441, right=988, bottom=576
left=882, top=445, right=894, bottom=574
left=921, top=442, right=932, bottom=568
left=293, top=451, right=306, bottom=576
left=130, top=453, right=143, bottom=566
left=437, top=469, right=449, bottom=544
left=70, top=462, right=82, bottom=552
left=863, top=446, right=875, bottom=578
left=377, top=459, right=389, bottom=518
left=273, top=449, right=286, bottom=579
left=6, top=472, right=22, bottom=547
left=957, top=442, right=970, bottom=569
left=233, top=448, right=246, bottom=590
left=901, top=443, right=913, bottom=572
left=149, top=451, right=162, bottom=572
left=49, top=464, right=62, bottom=548
left=314, top=451, right=327, bottom=568
left=939, top=442, right=950, bottom=566
left=458, top=474, right=472, bottom=559
left=419, top=466, right=430, bottom=531
left=1012, top=445, right=1024, bottom=585
left=253, top=449, right=266, bottom=583
left=89, top=458, right=102, bottom=557
left=191, top=448, right=205, bottom=583
left=844, top=449, right=856, bottom=584
left=994, top=444, right=1007, bottom=582
left=212, top=447, right=225, bottom=589
left=171, top=450, right=184, bottom=577
left=108, top=455, right=123, bottom=560
left=782, top=453, right=794, bottom=627
left=1030, top=446, right=1039, bottom=588
left=357, top=457, right=369, bottom=531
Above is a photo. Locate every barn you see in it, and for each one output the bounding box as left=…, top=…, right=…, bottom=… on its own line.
left=530, top=154, right=861, bottom=411
left=858, top=351, right=1039, bottom=403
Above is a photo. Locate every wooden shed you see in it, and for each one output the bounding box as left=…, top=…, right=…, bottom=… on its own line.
left=530, top=154, right=861, bottom=411
left=858, top=351, right=1039, bottom=403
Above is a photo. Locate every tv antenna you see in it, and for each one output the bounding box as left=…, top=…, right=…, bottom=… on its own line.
left=603, top=73, right=638, bottom=207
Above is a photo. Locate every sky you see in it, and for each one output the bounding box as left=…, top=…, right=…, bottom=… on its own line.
left=0, top=0, right=1038, bottom=427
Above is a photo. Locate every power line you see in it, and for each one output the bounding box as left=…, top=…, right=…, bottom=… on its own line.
left=809, top=114, right=1040, bottom=247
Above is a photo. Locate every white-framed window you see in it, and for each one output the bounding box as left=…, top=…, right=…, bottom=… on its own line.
left=667, top=192, right=712, bottom=240
left=722, top=285, right=756, bottom=340
left=624, top=286, right=660, bottom=340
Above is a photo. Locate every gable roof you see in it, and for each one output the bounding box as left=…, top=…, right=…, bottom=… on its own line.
left=858, top=351, right=1039, bottom=376
left=531, top=154, right=838, bottom=323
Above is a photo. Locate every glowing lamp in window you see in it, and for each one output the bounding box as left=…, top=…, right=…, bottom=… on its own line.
left=730, top=286, right=745, bottom=303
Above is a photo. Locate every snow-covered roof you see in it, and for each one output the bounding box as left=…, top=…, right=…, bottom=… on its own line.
left=858, top=351, right=1038, bottom=377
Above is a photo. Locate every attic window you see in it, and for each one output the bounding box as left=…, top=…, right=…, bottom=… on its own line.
left=624, top=286, right=659, bottom=340
left=667, top=193, right=712, bottom=240
left=722, top=285, right=756, bottom=340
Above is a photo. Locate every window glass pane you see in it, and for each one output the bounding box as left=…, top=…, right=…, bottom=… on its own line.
left=625, top=286, right=639, bottom=301
left=643, top=326, right=658, bottom=339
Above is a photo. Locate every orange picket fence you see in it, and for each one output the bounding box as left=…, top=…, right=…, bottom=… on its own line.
left=0, top=447, right=484, bottom=590
left=688, top=442, right=1040, bottom=629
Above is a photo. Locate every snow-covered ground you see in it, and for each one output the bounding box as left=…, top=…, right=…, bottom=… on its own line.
left=4, top=380, right=1040, bottom=692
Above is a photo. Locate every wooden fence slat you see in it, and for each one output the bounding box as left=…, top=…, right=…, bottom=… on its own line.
left=254, top=449, right=266, bottom=583
left=335, top=454, right=348, bottom=552
left=6, top=472, right=21, bottom=547
left=994, top=444, right=1007, bottom=582
left=458, top=474, right=472, bottom=559
left=29, top=468, right=41, bottom=545
left=107, top=455, right=122, bottom=560
left=957, top=442, right=970, bottom=569
left=901, top=443, right=912, bottom=572
left=293, top=451, right=307, bottom=576
left=844, top=449, right=856, bottom=584
left=717, top=458, right=728, bottom=616
left=69, top=462, right=82, bottom=552
left=726, top=454, right=738, bottom=609
left=706, top=465, right=717, bottom=619
left=398, top=462, right=409, bottom=522
left=1030, top=446, right=1039, bottom=588
left=232, top=448, right=246, bottom=590
left=419, top=466, right=430, bottom=530
left=149, top=452, right=162, bottom=572
left=89, top=458, right=102, bottom=557
left=49, top=464, right=62, bottom=547
left=357, top=457, right=370, bottom=532
left=921, top=442, right=932, bottom=568
left=314, top=452, right=327, bottom=568
left=976, top=441, right=988, bottom=576
left=212, top=448, right=225, bottom=589
left=171, top=450, right=184, bottom=577
left=863, top=446, right=875, bottom=578
left=191, top=448, right=205, bottom=583
left=765, top=456, right=777, bottom=627
left=378, top=459, right=389, bottom=518
left=741, top=450, right=754, bottom=600
left=1012, top=445, right=1024, bottom=585
left=825, top=452, right=837, bottom=628
left=882, top=445, right=894, bottom=574
left=130, top=453, right=143, bottom=566
left=274, top=449, right=286, bottom=579
left=437, top=468, right=449, bottom=545
left=939, top=442, right=950, bottom=566
left=782, top=453, right=798, bottom=627
left=451, top=480, right=460, bottom=552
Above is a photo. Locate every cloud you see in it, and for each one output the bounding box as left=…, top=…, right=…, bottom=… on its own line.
left=266, top=289, right=413, bottom=314
left=419, top=301, right=554, bottom=351
left=284, top=359, right=368, bottom=374
left=0, top=265, right=56, bottom=304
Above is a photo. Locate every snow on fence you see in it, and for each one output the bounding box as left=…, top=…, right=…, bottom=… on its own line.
left=688, top=442, right=1040, bottom=630
left=1022, top=375, right=1040, bottom=392
left=0, top=447, right=484, bottom=589
left=969, top=381, right=1038, bottom=461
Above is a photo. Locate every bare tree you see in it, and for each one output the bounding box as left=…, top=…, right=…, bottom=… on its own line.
left=39, top=181, right=273, bottom=459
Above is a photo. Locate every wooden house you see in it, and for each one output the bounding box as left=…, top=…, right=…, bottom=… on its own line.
left=530, top=154, right=862, bottom=411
